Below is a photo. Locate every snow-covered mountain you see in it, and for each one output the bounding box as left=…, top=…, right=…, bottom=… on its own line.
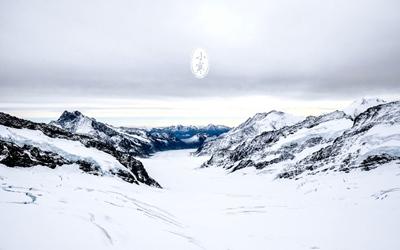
left=0, top=112, right=160, bottom=187
left=196, top=110, right=303, bottom=155
left=279, top=101, right=400, bottom=178
left=203, top=111, right=352, bottom=172
left=51, top=111, right=161, bottom=156
left=343, top=97, right=387, bottom=118
left=201, top=101, right=400, bottom=179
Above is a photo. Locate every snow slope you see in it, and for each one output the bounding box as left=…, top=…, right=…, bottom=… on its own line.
left=343, top=97, right=386, bottom=118
left=0, top=163, right=201, bottom=250
left=0, top=125, right=124, bottom=173
left=1, top=149, right=400, bottom=250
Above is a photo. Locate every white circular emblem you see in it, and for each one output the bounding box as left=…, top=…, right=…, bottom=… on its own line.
left=191, top=48, right=209, bottom=79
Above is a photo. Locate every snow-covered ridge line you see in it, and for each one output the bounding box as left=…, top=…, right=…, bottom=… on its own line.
left=202, top=110, right=353, bottom=171
left=197, top=97, right=392, bottom=158
left=0, top=112, right=160, bottom=187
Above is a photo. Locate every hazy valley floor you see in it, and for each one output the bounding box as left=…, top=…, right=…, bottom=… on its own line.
left=1, top=149, right=400, bottom=250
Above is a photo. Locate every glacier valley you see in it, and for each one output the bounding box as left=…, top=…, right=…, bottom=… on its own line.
left=1, top=149, right=399, bottom=250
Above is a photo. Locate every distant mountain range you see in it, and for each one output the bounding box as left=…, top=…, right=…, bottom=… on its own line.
left=149, top=124, right=230, bottom=146
left=198, top=98, right=400, bottom=179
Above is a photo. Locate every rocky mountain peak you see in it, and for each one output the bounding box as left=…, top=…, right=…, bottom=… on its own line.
left=59, top=110, right=83, bottom=119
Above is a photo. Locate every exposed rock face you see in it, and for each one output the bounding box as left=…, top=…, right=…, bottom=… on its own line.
left=0, top=141, right=71, bottom=169
left=0, top=112, right=160, bottom=187
left=0, top=140, right=141, bottom=183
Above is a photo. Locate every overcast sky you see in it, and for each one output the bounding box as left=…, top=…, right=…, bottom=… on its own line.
left=1, top=0, right=399, bottom=126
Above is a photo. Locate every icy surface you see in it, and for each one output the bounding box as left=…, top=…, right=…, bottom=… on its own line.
left=1, top=149, right=400, bottom=250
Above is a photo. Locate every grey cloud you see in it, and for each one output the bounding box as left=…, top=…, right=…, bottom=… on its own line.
left=1, top=0, right=400, bottom=104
